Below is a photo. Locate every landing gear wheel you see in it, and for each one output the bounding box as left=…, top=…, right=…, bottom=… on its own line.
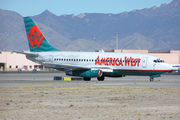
left=150, top=78, right=154, bottom=82
left=97, top=76, right=104, bottom=81
left=83, top=77, right=91, bottom=81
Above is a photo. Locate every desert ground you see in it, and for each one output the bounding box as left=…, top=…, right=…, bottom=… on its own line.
left=0, top=86, right=180, bottom=120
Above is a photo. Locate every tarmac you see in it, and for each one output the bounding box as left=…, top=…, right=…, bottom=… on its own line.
left=0, top=71, right=180, bottom=120
left=0, top=71, right=179, bottom=88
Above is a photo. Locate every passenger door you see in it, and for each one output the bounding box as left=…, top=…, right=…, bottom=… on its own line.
left=142, top=57, right=147, bottom=68
left=49, top=55, right=53, bottom=62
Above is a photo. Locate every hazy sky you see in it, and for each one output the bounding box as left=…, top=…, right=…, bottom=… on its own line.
left=0, top=0, right=173, bottom=16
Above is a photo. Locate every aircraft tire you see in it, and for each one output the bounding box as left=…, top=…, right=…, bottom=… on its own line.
left=97, top=76, right=104, bottom=81
left=83, top=77, right=91, bottom=81
left=150, top=78, right=154, bottom=82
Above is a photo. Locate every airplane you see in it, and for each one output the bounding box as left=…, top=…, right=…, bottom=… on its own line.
left=15, top=17, right=173, bottom=82
left=170, top=64, right=180, bottom=73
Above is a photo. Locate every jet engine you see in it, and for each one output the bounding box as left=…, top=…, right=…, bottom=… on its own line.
left=65, top=69, right=102, bottom=77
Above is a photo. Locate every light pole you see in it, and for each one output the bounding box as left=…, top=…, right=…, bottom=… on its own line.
left=115, top=32, right=119, bottom=50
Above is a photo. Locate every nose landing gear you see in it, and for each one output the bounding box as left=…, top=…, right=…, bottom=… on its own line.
left=150, top=74, right=161, bottom=82
left=150, top=78, right=154, bottom=82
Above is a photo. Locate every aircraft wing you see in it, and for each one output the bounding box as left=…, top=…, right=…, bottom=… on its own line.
left=13, top=51, right=38, bottom=57
left=43, top=62, right=91, bottom=70
left=43, top=62, right=113, bottom=72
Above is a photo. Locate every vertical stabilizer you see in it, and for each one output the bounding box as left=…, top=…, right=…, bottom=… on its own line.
left=24, top=17, right=58, bottom=52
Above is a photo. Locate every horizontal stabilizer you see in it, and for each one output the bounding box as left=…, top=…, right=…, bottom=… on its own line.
left=12, top=51, right=38, bottom=57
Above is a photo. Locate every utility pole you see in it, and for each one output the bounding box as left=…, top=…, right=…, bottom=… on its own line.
left=115, top=32, right=119, bottom=50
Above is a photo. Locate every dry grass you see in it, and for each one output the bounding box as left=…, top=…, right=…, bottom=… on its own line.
left=0, top=86, right=180, bottom=120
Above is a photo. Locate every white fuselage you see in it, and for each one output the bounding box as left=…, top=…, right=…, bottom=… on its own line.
left=27, top=51, right=172, bottom=77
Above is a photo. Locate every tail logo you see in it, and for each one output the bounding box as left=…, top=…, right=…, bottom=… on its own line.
left=27, top=26, right=44, bottom=48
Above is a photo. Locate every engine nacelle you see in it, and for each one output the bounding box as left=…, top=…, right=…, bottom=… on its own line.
left=65, top=69, right=102, bottom=77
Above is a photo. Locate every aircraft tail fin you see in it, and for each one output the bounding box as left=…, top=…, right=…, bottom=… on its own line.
left=24, top=17, right=58, bottom=52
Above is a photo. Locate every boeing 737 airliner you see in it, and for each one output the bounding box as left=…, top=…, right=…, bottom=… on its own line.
left=15, top=17, right=172, bottom=81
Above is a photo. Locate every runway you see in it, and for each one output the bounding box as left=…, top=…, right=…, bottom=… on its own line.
left=1, top=72, right=180, bottom=120
left=0, top=72, right=179, bottom=88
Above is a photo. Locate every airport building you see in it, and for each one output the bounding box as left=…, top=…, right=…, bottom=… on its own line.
left=0, top=50, right=180, bottom=71
left=0, top=52, right=44, bottom=71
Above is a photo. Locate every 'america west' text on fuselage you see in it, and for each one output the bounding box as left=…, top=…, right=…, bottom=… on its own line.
left=95, top=56, right=141, bottom=67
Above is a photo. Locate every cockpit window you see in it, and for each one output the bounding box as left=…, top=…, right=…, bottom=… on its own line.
left=160, top=60, right=164, bottom=62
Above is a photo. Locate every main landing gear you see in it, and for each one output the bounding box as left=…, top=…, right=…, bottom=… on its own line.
left=83, top=76, right=105, bottom=81
left=97, top=76, right=105, bottom=81
left=83, top=77, right=91, bottom=81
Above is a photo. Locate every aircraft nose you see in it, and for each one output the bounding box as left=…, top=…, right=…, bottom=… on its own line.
left=166, top=63, right=173, bottom=71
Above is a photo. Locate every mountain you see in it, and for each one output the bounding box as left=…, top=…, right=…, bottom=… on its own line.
left=0, top=0, right=180, bottom=51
